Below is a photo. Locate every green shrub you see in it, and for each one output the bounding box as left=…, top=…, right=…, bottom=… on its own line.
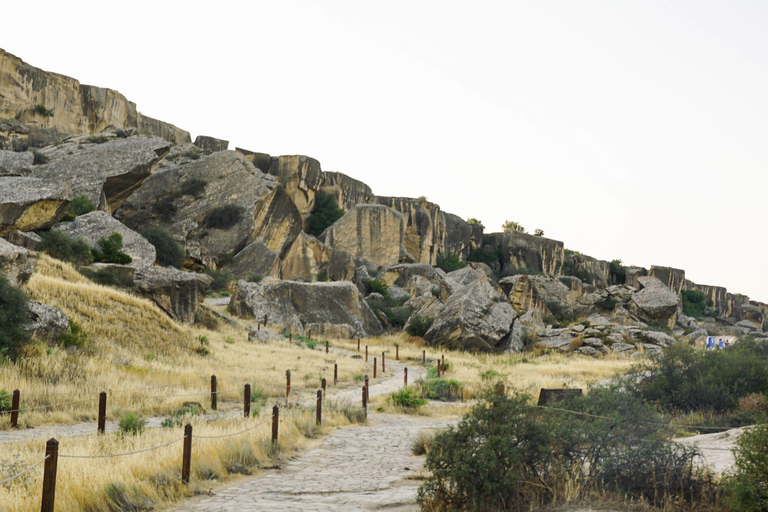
left=247, top=274, right=263, bottom=283
left=152, top=197, right=177, bottom=222
left=161, top=404, right=202, bottom=428
left=0, top=273, right=30, bottom=360
left=389, top=387, right=428, bottom=409
left=316, top=269, right=329, bottom=282
left=436, top=252, right=466, bottom=272
left=57, top=321, right=93, bottom=350
left=203, top=205, right=244, bottom=229
left=141, top=226, right=185, bottom=268
left=64, top=195, right=96, bottom=220
left=465, top=218, right=484, bottom=229
left=181, top=149, right=202, bottom=160
left=728, top=423, right=768, bottom=510
left=419, top=378, right=463, bottom=401
left=306, top=192, right=344, bottom=237
left=609, top=259, right=626, bottom=284
left=38, top=230, right=93, bottom=265
left=118, top=413, right=146, bottom=436
left=306, top=339, right=317, bottom=350
left=206, top=268, right=233, bottom=292
left=385, top=307, right=410, bottom=328
left=406, top=315, right=433, bottom=337
left=91, top=233, right=132, bottom=265
left=466, top=247, right=501, bottom=266
left=0, top=389, right=11, bottom=413
left=32, top=104, right=54, bottom=117
left=362, top=278, right=388, bottom=296
left=79, top=267, right=133, bottom=288
left=180, top=178, right=207, bottom=197
left=502, top=220, right=526, bottom=233
left=682, top=289, right=708, bottom=318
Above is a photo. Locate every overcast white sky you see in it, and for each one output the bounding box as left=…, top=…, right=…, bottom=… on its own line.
left=4, top=1, right=768, bottom=302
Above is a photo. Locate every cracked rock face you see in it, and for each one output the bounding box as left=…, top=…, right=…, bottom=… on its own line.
left=0, top=177, right=72, bottom=235
left=0, top=150, right=34, bottom=176
left=32, top=134, right=170, bottom=214
left=629, top=277, right=679, bottom=329
left=24, top=301, right=70, bottom=342
left=133, top=266, right=212, bottom=325
left=0, top=237, right=37, bottom=286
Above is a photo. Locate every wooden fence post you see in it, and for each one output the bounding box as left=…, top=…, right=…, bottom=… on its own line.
left=316, top=390, right=322, bottom=425
left=40, top=438, right=58, bottom=512
left=365, top=345, right=368, bottom=362
left=362, top=386, right=367, bottom=415
left=396, top=344, right=399, bottom=360
left=373, top=357, right=377, bottom=379
left=244, top=384, right=251, bottom=417
left=364, top=375, right=369, bottom=403
left=272, top=405, right=279, bottom=444
left=286, top=370, right=291, bottom=397
left=422, top=350, right=426, bottom=364
left=334, top=363, right=338, bottom=385
left=210, top=375, right=217, bottom=411
left=404, top=367, right=408, bottom=387
left=308, top=330, right=312, bottom=342
left=325, top=341, right=329, bottom=354
left=357, top=338, right=360, bottom=351
left=182, top=424, right=192, bottom=484
left=496, top=382, right=505, bottom=396
left=437, top=361, right=441, bottom=378
left=264, top=314, right=268, bottom=327
left=321, top=378, right=327, bottom=395
left=382, top=352, right=385, bottom=373
left=289, top=333, right=292, bottom=343
left=10, top=389, right=20, bottom=428
left=98, top=392, right=107, bottom=434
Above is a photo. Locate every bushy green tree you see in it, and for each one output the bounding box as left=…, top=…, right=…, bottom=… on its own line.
left=502, top=220, right=526, bottom=233
left=728, top=423, right=768, bottom=510
left=306, top=192, right=344, bottom=237
left=682, top=289, right=708, bottom=318
left=91, top=233, right=132, bottom=264
left=436, top=252, right=466, bottom=272
left=38, top=230, right=93, bottom=265
left=142, top=226, right=185, bottom=268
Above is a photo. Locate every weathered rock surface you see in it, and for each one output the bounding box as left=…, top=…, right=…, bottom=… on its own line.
left=23, top=301, right=70, bottom=342
left=280, top=232, right=356, bottom=282
left=56, top=211, right=155, bottom=267
left=739, top=305, right=763, bottom=328
left=133, top=267, right=212, bottom=324
left=629, top=277, right=679, bottom=329
left=424, top=278, right=517, bottom=352
left=32, top=133, right=170, bottom=214
left=625, top=266, right=648, bottom=288
left=500, top=274, right=548, bottom=314
left=649, top=266, right=686, bottom=295
left=0, top=48, right=190, bottom=147
left=0, top=177, right=71, bottom=235
left=322, top=204, right=413, bottom=267
left=229, top=280, right=383, bottom=338
left=506, top=308, right=544, bottom=353
left=116, top=151, right=303, bottom=258
left=0, top=150, right=33, bottom=176
left=499, top=231, right=564, bottom=276
left=683, top=281, right=727, bottom=316
left=446, top=266, right=486, bottom=287
left=557, top=276, right=583, bottom=299
left=568, top=253, right=610, bottom=288
left=304, top=323, right=357, bottom=340
left=229, top=241, right=282, bottom=281
left=268, top=155, right=325, bottom=219
left=194, top=135, right=228, bottom=152
left=377, top=263, right=456, bottom=300
left=5, top=230, right=43, bottom=251
left=0, top=237, right=37, bottom=286
left=319, top=171, right=374, bottom=211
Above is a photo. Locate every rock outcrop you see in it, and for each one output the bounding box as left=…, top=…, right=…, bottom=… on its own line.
left=229, top=280, right=383, bottom=338
left=683, top=281, right=728, bottom=316
left=229, top=241, right=282, bottom=281
left=377, top=263, right=456, bottom=300
left=0, top=177, right=71, bottom=235
left=629, top=277, right=679, bottom=329
left=567, top=253, right=610, bottom=288
left=500, top=274, right=572, bottom=316
left=0, top=237, right=37, bottom=286
left=116, top=151, right=303, bottom=258
left=133, top=267, right=212, bottom=324
left=280, top=232, right=356, bottom=282
left=194, top=136, right=228, bottom=152
left=424, top=278, right=517, bottom=352
left=319, top=171, right=374, bottom=211
left=321, top=204, right=413, bottom=267
left=55, top=211, right=156, bottom=268
left=32, top=132, right=170, bottom=214
left=649, top=266, right=686, bottom=295
left=499, top=231, right=564, bottom=277
left=0, top=48, right=190, bottom=147
left=0, top=150, right=33, bottom=176
left=23, top=301, right=70, bottom=342
left=268, top=155, right=325, bottom=219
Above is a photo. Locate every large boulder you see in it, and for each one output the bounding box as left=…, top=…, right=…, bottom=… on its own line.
left=228, top=241, right=282, bottom=281
left=566, top=253, right=610, bottom=288
left=23, top=301, right=70, bottom=342
left=648, top=266, right=686, bottom=295
left=446, top=266, right=487, bottom=287
left=0, top=150, right=33, bottom=176
left=423, top=278, right=518, bottom=352
left=56, top=211, right=156, bottom=267
left=321, top=204, right=414, bottom=267
left=319, top=171, right=375, bottom=211
left=229, top=280, right=383, bottom=338
left=116, top=151, right=303, bottom=258
left=0, top=237, right=37, bottom=286
left=377, top=263, right=457, bottom=300
left=499, top=231, right=564, bottom=277
left=32, top=132, right=171, bottom=214
left=629, top=277, right=679, bottom=329
left=133, top=267, right=212, bottom=325
left=0, top=177, right=72, bottom=235
left=280, top=232, right=356, bottom=282
left=267, top=155, right=325, bottom=219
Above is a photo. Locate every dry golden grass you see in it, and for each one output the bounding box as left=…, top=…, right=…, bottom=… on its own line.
left=0, top=404, right=365, bottom=512
left=1, top=256, right=367, bottom=429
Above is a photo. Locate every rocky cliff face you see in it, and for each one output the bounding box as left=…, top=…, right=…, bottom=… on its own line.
left=649, top=266, right=686, bottom=295
left=268, top=155, right=325, bottom=219
left=0, top=48, right=189, bottom=148
left=499, top=231, right=564, bottom=277
left=320, top=171, right=375, bottom=211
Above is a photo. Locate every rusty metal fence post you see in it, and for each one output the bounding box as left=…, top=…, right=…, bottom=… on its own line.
left=244, top=384, right=251, bottom=417
left=286, top=370, right=291, bottom=397
left=272, top=405, right=279, bottom=444
left=382, top=352, right=385, bottom=372
left=210, top=375, right=217, bottom=411
left=325, top=341, right=329, bottom=353
left=264, top=314, right=268, bottom=327
left=182, top=424, right=192, bottom=484
left=10, top=389, right=19, bottom=428
left=364, top=375, right=369, bottom=404
left=373, top=357, right=377, bottom=379
left=422, top=350, right=426, bottom=364
left=321, top=378, right=327, bottom=395
left=334, top=364, right=338, bottom=385
left=357, top=338, right=360, bottom=351
left=395, top=344, right=399, bottom=360
left=365, top=345, right=368, bottom=362
left=40, top=438, right=58, bottom=512
left=98, top=391, right=107, bottom=434
left=316, top=390, right=322, bottom=425
left=362, top=386, right=367, bottom=416
left=404, top=367, right=408, bottom=387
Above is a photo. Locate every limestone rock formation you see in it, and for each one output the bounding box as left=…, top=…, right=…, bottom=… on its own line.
left=280, top=232, right=356, bottom=282
left=268, top=155, right=325, bottom=219
left=194, top=135, right=228, bottom=152
left=649, top=266, right=686, bottom=294
left=446, top=266, right=487, bottom=287
left=116, top=151, right=303, bottom=258
left=24, top=301, right=70, bottom=342
left=424, top=277, right=517, bottom=352
left=500, top=231, right=564, bottom=276
left=229, top=241, right=282, bottom=281
left=377, top=263, right=457, bottom=300
left=322, top=204, right=413, bottom=267
left=229, top=280, right=383, bottom=338
left=56, top=211, right=156, bottom=268
left=0, top=237, right=37, bottom=286
left=0, top=48, right=190, bottom=147
left=567, top=253, right=610, bottom=288
left=625, top=266, right=648, bottom=288
left=32, top=132, right=170, bottom=214
left=319, top=171, right=374, bottom=211
left=0, top=150, right=33, bottom=176
left=133, top=267, right=212, bottom=324
left=629, top=277, right=679, bottom=329
left=0, top=177, right=71, bottom=235
left=683, top=281, right=727, bottom=316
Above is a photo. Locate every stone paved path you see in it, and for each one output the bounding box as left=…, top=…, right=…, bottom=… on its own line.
left=169, top=413, right=457, bottom=512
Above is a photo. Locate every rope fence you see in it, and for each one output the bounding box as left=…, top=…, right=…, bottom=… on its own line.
left=0, top=456, right=48, bottom=487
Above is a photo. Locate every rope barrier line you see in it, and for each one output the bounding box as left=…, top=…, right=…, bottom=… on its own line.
left=8, top=397, right=95, bottom=413
left=59, top=436, right=185, bottom=459
left=9, top=378, right=211, bottom=397
left=0, top=456, right=48, bottom=486
left=539, top=405, right=741, bottom=431
left=195, top=416, right=275, bottom=440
